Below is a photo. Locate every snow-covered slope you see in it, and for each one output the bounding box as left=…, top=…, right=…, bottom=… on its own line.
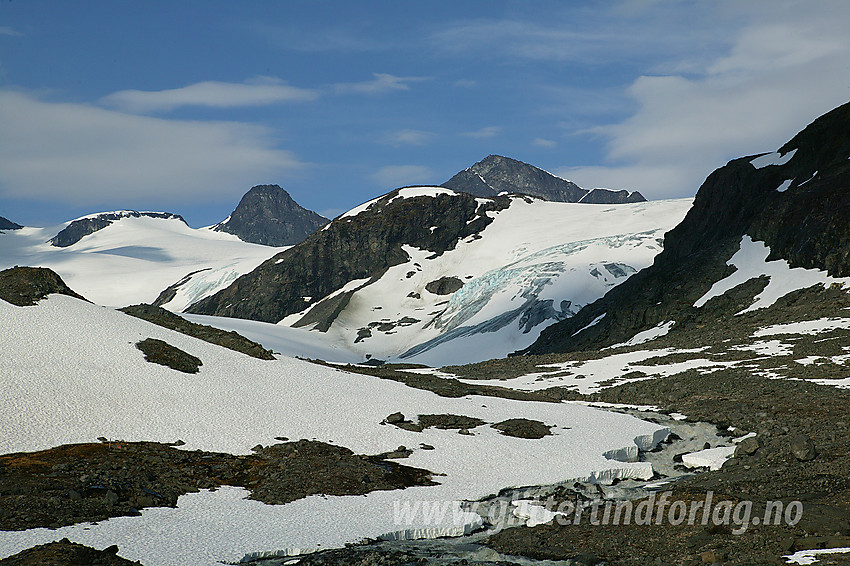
left=0, top=293, right=667, bottom=565
left=0, top=213, right=283, bottom=308
left=201, top=195, right=691, bottom=366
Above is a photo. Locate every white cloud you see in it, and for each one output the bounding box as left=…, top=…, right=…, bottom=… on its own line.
left=0, top=90, right=305, bottom=207
left=461, top=126, right=502, bottom=139
left=0, top=26, right=23, bottom=37
left=100, top=77, right=318, bottom=113
left=533, top=138, right=557, bottom=148
left=333, top=73, right=428, bottom=95
left=382, top=129, right=436, bottom=146
left=561, top=1, right=850, bottom=199
left=371, top=165, right=435, bottom=188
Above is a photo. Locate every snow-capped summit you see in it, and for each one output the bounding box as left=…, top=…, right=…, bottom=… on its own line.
left=0, top=211, right=282, bottom=308
left=49, top=210, right=185, bottom=247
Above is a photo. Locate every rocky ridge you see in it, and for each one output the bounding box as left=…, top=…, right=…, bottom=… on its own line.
left=526, top=99, right=850, bottom=354
left=212, top=184, right=328, bottom=246
left=49, top=211, right=186, bottom=248
left=187, top=189, right=511, bottom=325
left=0, top=216, right=22, bottom=231
left=443, top=155, right=645, bottom=204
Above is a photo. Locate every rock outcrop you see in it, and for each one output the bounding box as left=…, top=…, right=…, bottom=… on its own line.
left=212, top=184, right=328, bottom=246
left=0, top=216, right=22, bottom=231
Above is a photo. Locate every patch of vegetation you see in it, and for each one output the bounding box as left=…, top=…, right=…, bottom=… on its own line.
left=491, top=418, right=553, bottom=439
left=135, top=338, right=202, bottom=374
left=0, top=266, right=86, bottom=307
left=0, top=539, right=139, bottom=566
left=417, top=414, right=486, bottom=430
left=0, top=440, right=435, bottom=532
left=120, top=304, right=274, bottom=360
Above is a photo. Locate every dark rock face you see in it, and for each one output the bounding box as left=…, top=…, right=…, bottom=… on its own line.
left=0, top=216, right=23, bottom=231
left=50, top=211, right=186, bottom=248
left=443, top=155, right=646, bottom=204
left=187, top=189, right=510, bottom=326
left=213, top=184, right=328, bottom=246
left=526, top=100, right=850, bottom=354
left=0, top=266, right=86, bottom=306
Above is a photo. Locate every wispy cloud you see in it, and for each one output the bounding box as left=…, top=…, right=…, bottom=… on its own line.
left=461, top=126, right=502, bottom=139
left=430, top=7, right=728, bottom=66
left=559, top=1, right=850, bottom=199
left=371, top=165, right=435, bottom=189
left=0, top=90, right=305, bottom=206
left=382, top=129, right=436, bottom=146
left=533, top=138, right=557, bottom=148
left=333, top=73, right=428, bottom=95
left=100, top=77, right=318, bottom=113
left=0, top=27, right=23, bottom=37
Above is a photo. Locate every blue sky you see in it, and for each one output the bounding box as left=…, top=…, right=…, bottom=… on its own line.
left=1, top=1, right=849, bottom=227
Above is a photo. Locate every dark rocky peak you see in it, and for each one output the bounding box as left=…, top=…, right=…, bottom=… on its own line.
left=0, top=266, right=87, bottom=306
left=187, top=188, right=511, bottom=325
left=212, top=184, right=328, bottom=247
left=49, top=211, right=186, bottom=248
left=525, top=99, right=850, bottom=355
left=442, top=154, right=646, bottom=204
left=0, top=216, right=23, bottom=231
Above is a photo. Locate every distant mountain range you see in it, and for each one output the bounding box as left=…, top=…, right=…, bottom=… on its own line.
left=442, top=154, right=645, bottom=204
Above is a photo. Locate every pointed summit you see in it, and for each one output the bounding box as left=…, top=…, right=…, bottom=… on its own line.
left=0, top=216, right=23, bottom=231
left=213, top=185, right=328, bottom=247
left=442, top=155, right=645, bottom=203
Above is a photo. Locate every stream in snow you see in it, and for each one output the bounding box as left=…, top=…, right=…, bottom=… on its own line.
left=241, top=407, right=740, bottom=564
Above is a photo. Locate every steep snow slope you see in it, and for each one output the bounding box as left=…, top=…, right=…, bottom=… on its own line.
left=0, top=213, right=282, bottom=308
left=269, top=196, right=692, bottom=365
left=0, top=294, right=666, bottom=565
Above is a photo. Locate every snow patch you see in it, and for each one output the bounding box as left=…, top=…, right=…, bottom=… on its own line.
left=681, top=446, right=735, bottom=471
left=750, top=148, right=796, bottom=169
left=694, top=236, right=850, bottom=314
left=785, top=547, right=850, bottom=565
left=776, top=179, right=793, bottom=192
left=572, top=313, right=606, bottom=337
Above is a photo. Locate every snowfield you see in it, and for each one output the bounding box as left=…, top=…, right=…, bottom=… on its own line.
left=200, top=196, right=691, bottom=367
left=0, top=214, right=283, bottom=308
left=0, top=294, right=668, bottom=565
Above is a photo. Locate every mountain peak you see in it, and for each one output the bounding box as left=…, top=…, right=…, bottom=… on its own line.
left=213, top=184, right=328, bottom=247
left=0, top=216, right=23, bottom=231
left=443, top=155, right=645, bottom=204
